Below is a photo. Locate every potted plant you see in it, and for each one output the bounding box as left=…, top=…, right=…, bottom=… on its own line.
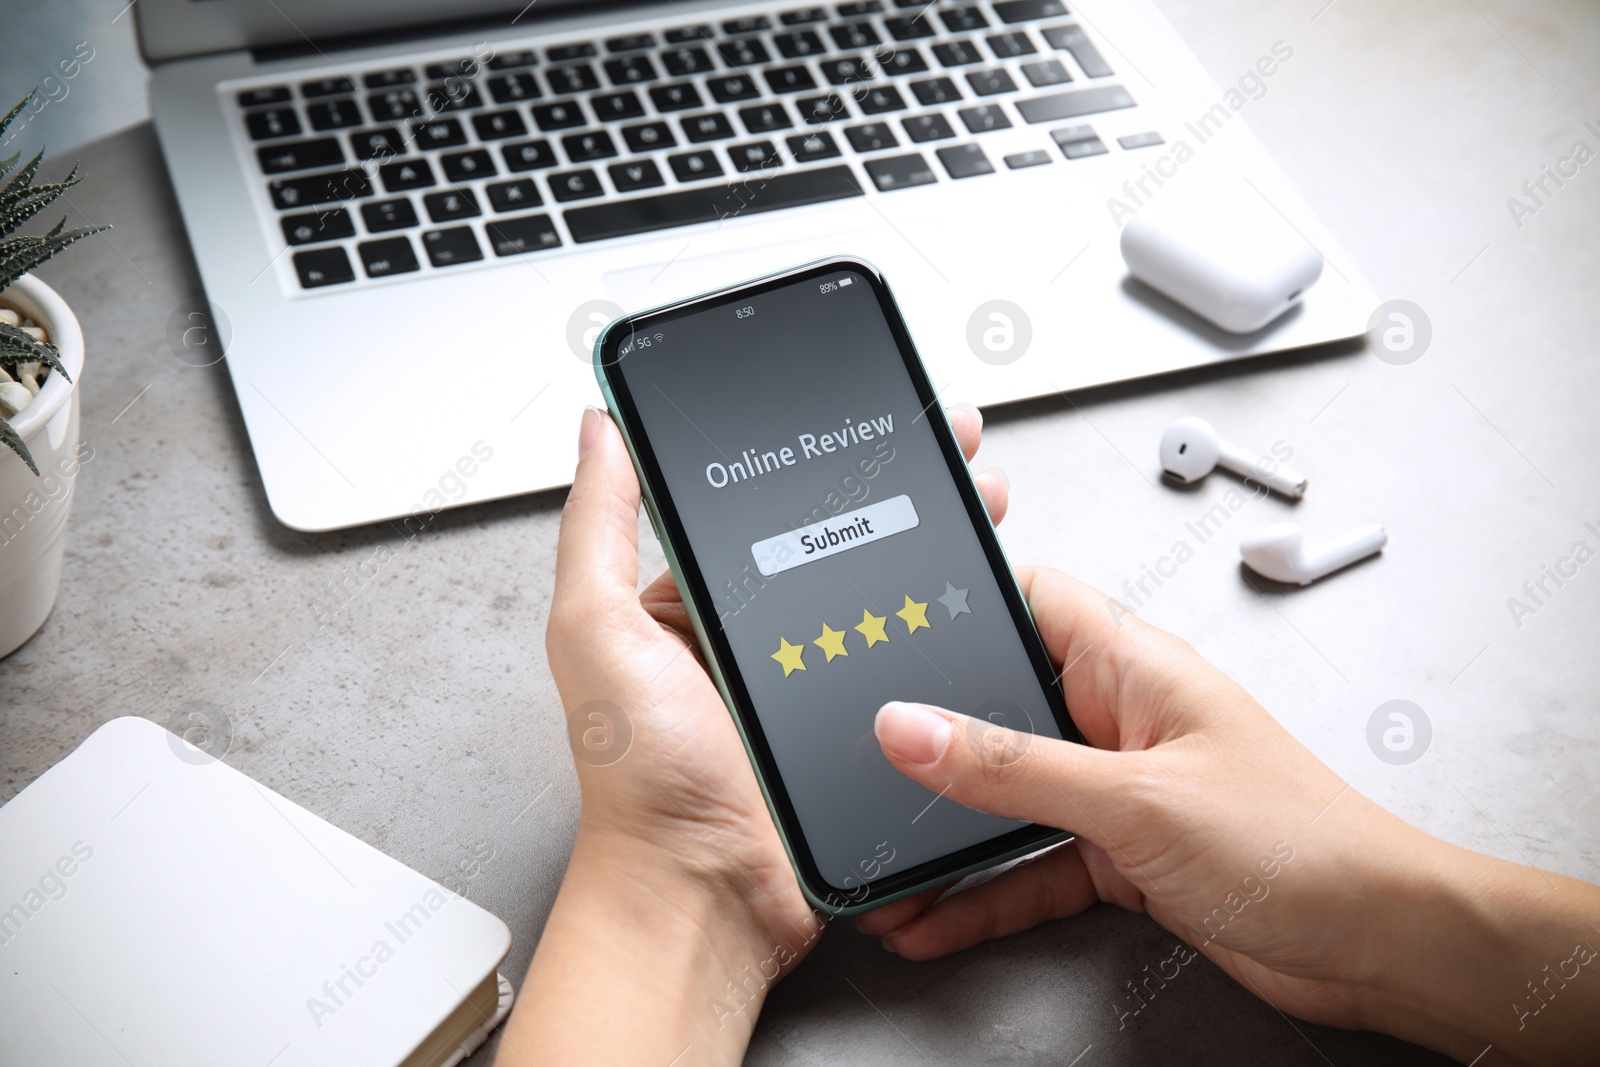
left=0, top=92, right=106, bottom=658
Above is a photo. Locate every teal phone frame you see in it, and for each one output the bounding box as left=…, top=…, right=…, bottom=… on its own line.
left=592, top=255, right=1078, bottom=917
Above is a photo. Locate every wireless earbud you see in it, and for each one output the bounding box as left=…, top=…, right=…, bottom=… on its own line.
left=1239, top=522, right=1387, bottom=585
left=1159, top=417, right=1307, bottom=499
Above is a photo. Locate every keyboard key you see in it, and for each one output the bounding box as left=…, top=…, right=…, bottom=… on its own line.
left=363, top=69, right=416, bottom=89
left=708, top=74, right=760, bottom=103
left=717, top=39, right=771, bottom=67
left=739, top=103, right=793, bottom=133
left=1004, top=149, right=1052, bottom=168
left=966, top=68, right=1017, bottom=95
left=563, top=165, right=862, bottom=242
left=664, top=25, right=713, bottom=42
left=563, top=130, right=618, bottom=162
left=779, top=7, right=829, bottom=24
left=294, top=246, right=355, bottom=287
left=362, top=197, right=420, bottom=232
left=380, top=158, right=435, bottom=191
left=993, top=0, right=1068, bottom=23
left=1021, top=58, right=1071, bottom=87
left=308, top=98, right=363, bottom=130
left=821, top=57, right=872, bottom=85
left=830, top=22, right=880, bottom=49
left=428, top=82, right=484, bottom=111
left=424, top=188, right=480, bottom=222
left=368, top=89, right=422, bottom=120
left=487, top=73, right=541, bottom=103
left=606, top=33, right=656, bottom=52
left=280, top=208, right=355, bottom=245
left=839, top=0, right=882, bottom=12
left=863, top=153, right=935, bottom=191
left=532, top=101, right=587, bottom=130
left=484, top=214, right=562, bottom=255
left=682, top=112, right=736, bottom=142
left=958, top=104, right=1011, bottom=132
left=486, top=178, right=542, bottom=212
left=503, top=139, right=558, bottom=171
left=547, top=43, right=598, bottom=62
left=473, top=109, right=529, bottom=140
left=550, top=168, right=605, bottom=201
left=844, top=123, right=898, bottom=152
left=424, top=59, right=480, bottom=80
left=786, top=130, right=840, bottom=163
left=797, top=93, right=849, bottom=123
left=411, top=118, right=467, bottom=148
left=902, top=113, right=956, bottom=142
left=1051, top=124, right=1107, bottom=158
left=238, top=86, right=291, bottom=107
left=940, top=7, right=988, bottom=32
left=605, top=55, right=659, bottom=85
left=883, top=15, right=935, bottom=40
left=1016, top=84, right=1133, bottom=123
left=1118, top=131, right=1164, bottom=150
left=422, top=226, right=483, bottom=266
left=357, top=236, right=420, bottom=277
left=880, top=47, right=930, bottom=75
left=988, top=32, right=1037, bottom=58
left=662, top=46, right=714, bottom=75
left=936, top=142, right=993, bottom=177
left=774, top=30, right=826, bottom=58
left=763, top=66, right=817, bottom=95
left=723, top=15, right=771, bottom=33
left=547, top=64, right=601, bottom=94
left=909, top=77, right=962, bottom=105
left=857, top=86, right=907, bottom=114
left=608, top=159, right=665, bottom=191
left=933, top=41, right=984, bottom=66
left=622, top=121, right=676, bottom=152
left=592, top=91, right=646, bottom=120
left=730, top=141, right=780, bottom=172
left=269, top=169, right=371, bottom=209
left=487, top=50, right=539, bottom=71
left=650, top=82, right=703, bottom=111
left=302, top=77, right=355, bottom=98
left=246, top=108, right=301, bottom=141
left=351, top=126, right=405, bottom=160
left=668, top=150, right=723, bottom=181
left=1041, top=24, right=1112, bottom=77
left=258, top=138, right=344, bottom=174
left=441, top=148, right=496, bottom=182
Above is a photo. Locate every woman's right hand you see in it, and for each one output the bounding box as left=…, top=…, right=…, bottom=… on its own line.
left=860, top=567, right=1600, bottom=1066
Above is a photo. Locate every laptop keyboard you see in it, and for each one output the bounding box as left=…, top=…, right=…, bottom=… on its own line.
left=228, top=0, right=1160, bottom=292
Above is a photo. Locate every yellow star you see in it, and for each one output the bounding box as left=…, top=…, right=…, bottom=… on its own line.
left=814, top=623, right=849, bottom=662
left=896, top=595, right=930, bottom=634
left=855, top=609, right=889, bottom=648
left=771, top=637, right=806, bottom=677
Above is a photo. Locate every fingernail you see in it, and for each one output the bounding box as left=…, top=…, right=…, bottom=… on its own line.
left=980, top=465, right=1009, bottom=492
left=876, top=702, right=953, bottom=765
left=577, top=406, right=602, bottom=457
left=951, top=402, right=982, bottom=430
left=881, top=933, right=902, bottom=954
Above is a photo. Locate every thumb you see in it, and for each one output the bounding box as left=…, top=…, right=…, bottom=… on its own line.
left=550, top=408, right=642, bottom=633
left=875, top=701, right=1125, bottom=845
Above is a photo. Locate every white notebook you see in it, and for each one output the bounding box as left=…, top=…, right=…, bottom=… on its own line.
left=0, top=717, right=513, bottom=1067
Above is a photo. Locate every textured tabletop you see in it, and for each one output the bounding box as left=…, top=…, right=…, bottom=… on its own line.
left=3, top=1, right=1597, bottom=1064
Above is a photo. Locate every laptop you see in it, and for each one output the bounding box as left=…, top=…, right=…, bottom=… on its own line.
left=139, top=0, right=1375, bottom=532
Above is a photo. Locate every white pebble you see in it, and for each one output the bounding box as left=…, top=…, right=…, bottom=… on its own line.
left=0, top=365, right=11, bottom=383
left=0, top=381, right=32, bottom=417
left=21, top=326, right=47, bottom=342
left=20, top=373, right=39, bottom=396
left=0, top=309, right=17, bottom=325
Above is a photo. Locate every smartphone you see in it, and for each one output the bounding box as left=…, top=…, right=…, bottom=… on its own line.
left=594, top=257, right=1083, bottom=915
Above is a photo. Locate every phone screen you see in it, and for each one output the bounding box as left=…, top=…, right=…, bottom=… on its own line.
left=600, top=260, right=1078, bottom=907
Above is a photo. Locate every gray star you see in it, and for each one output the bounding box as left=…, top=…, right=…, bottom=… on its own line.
left=937, top=581, right=971, bottom=619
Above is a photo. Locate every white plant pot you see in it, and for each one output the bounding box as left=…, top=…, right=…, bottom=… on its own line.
left=0, top=274, right=87, bottom=659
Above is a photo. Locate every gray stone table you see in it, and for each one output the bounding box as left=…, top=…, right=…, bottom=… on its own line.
left=3, top=0, right=1597, bottom=1063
